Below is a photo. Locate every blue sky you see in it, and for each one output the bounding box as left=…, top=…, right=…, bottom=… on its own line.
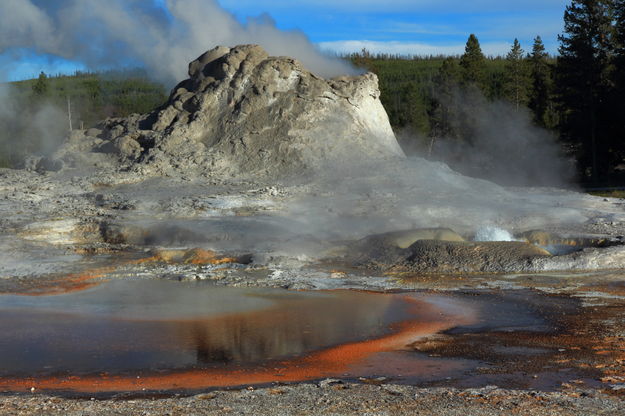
left=5, top=0, right=569, bottom=81
left=219, top=0, right=568, bottom=55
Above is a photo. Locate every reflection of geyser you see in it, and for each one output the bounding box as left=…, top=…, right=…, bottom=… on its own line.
left=0, top=281, right=404, bottom=374
left=182, top=291, right=400, bottom=364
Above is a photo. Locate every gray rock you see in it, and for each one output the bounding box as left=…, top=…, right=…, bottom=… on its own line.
left=22, top=156, right=64, bottom=173
left=36, top=157, right=64, bottom=172
left=86, top=128, right=103, bottom=138
left=318, top=378, right=343, bottom=388
left=113, top=135, right=142, bottom=159
left=350, top=238, right=553, bottom=274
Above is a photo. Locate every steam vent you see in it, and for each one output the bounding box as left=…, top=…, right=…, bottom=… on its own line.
left=65, top=45, right=404, bottom=177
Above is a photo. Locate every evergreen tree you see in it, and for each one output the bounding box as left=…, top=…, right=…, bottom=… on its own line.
left=612, top=0, right=625, bottom=164
left=556, top=0, right=614, bottom=182
left=528, top=36, right=555, bottom=128
left=458, top=35, right=488, bottom=144
left=431, top=58, right=460, bottom=140
left=352, top=48, right=373, bottom=69
left=459, top=34, right=487, bottom=89
left=403, top=83, right=431, bottom=137
left=615, top=0, right=625, bottom=76
left=503, top=39, right=530, bottom=110
left=614, top=0, right=625, bottom=84
left=32, top=71, right=49, bottom=96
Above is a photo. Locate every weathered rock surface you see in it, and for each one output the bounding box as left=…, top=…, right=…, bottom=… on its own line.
left=57, top=45, right=403, bottom=178
left=351, top=238, right=552, bottom=274
left=22, top=156, right=64, bottom=173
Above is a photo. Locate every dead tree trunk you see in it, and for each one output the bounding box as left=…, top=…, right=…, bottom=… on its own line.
left=67, top=96, right=73, bottom=132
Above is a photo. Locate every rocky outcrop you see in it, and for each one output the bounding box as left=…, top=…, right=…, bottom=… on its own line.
left=59, top=45, right=404, bottom=178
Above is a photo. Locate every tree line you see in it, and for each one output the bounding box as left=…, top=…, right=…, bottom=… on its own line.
left=18, top=69, right=168, bottom=127
left=351, top=0, right=625, bottom=185
left=0, top=70, right=167, bottom=167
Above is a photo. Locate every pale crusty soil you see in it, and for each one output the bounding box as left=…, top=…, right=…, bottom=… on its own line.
left=2, top=168, right=625, bottom=415
left=1, top=383, right=623, bottom=416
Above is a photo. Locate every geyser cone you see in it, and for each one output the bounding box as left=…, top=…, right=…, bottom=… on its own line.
left=64, top=45, right=404, bottom=178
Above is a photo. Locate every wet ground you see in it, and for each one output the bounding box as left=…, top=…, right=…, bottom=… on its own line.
left=1, top=169, right=625, bottom=414
left=0, top=277, right=620, bottom=398
left=0, top=281, right=461, bottom=394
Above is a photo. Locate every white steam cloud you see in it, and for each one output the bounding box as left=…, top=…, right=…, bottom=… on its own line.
left=402, top=87, right=576, bottom=188
left=0, top=0, right=356, bottom=84
left=0, top=84, right=67, bottom=166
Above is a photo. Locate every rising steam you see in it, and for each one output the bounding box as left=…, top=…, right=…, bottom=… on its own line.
left=0, top=84, right=67, bottom=166
left=0, top=0, right=356, bottom=84
left=400, top=87, right=576, bottom=188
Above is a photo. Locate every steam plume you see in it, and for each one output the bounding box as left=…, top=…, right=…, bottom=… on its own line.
left=402, top=87, right=576, bottom=187
left=0, top=0, right=356, bottom=84
left=0, top=84, right=67, bottom=165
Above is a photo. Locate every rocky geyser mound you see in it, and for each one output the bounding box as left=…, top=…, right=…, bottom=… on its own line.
left=60, top=45, right=404, bottom=177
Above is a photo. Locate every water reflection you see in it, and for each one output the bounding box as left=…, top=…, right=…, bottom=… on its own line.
left=0, top=280, right=412, bottom=377
left=0, top=282, right=585, bottom=394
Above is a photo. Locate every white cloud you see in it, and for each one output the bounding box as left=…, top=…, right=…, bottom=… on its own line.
left=319, top=40, right=512, bottom=57
left=0, top=0, right=356, bottom=84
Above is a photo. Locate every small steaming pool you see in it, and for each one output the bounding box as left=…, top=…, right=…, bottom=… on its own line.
left=0, top=280, right=577, bottom=395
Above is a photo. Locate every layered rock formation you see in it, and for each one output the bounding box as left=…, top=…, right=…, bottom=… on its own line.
left=60, top=45, right=404, bottom=177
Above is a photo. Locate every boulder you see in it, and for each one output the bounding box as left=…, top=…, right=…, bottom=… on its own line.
left=22, top=156, right=64, bottom=173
